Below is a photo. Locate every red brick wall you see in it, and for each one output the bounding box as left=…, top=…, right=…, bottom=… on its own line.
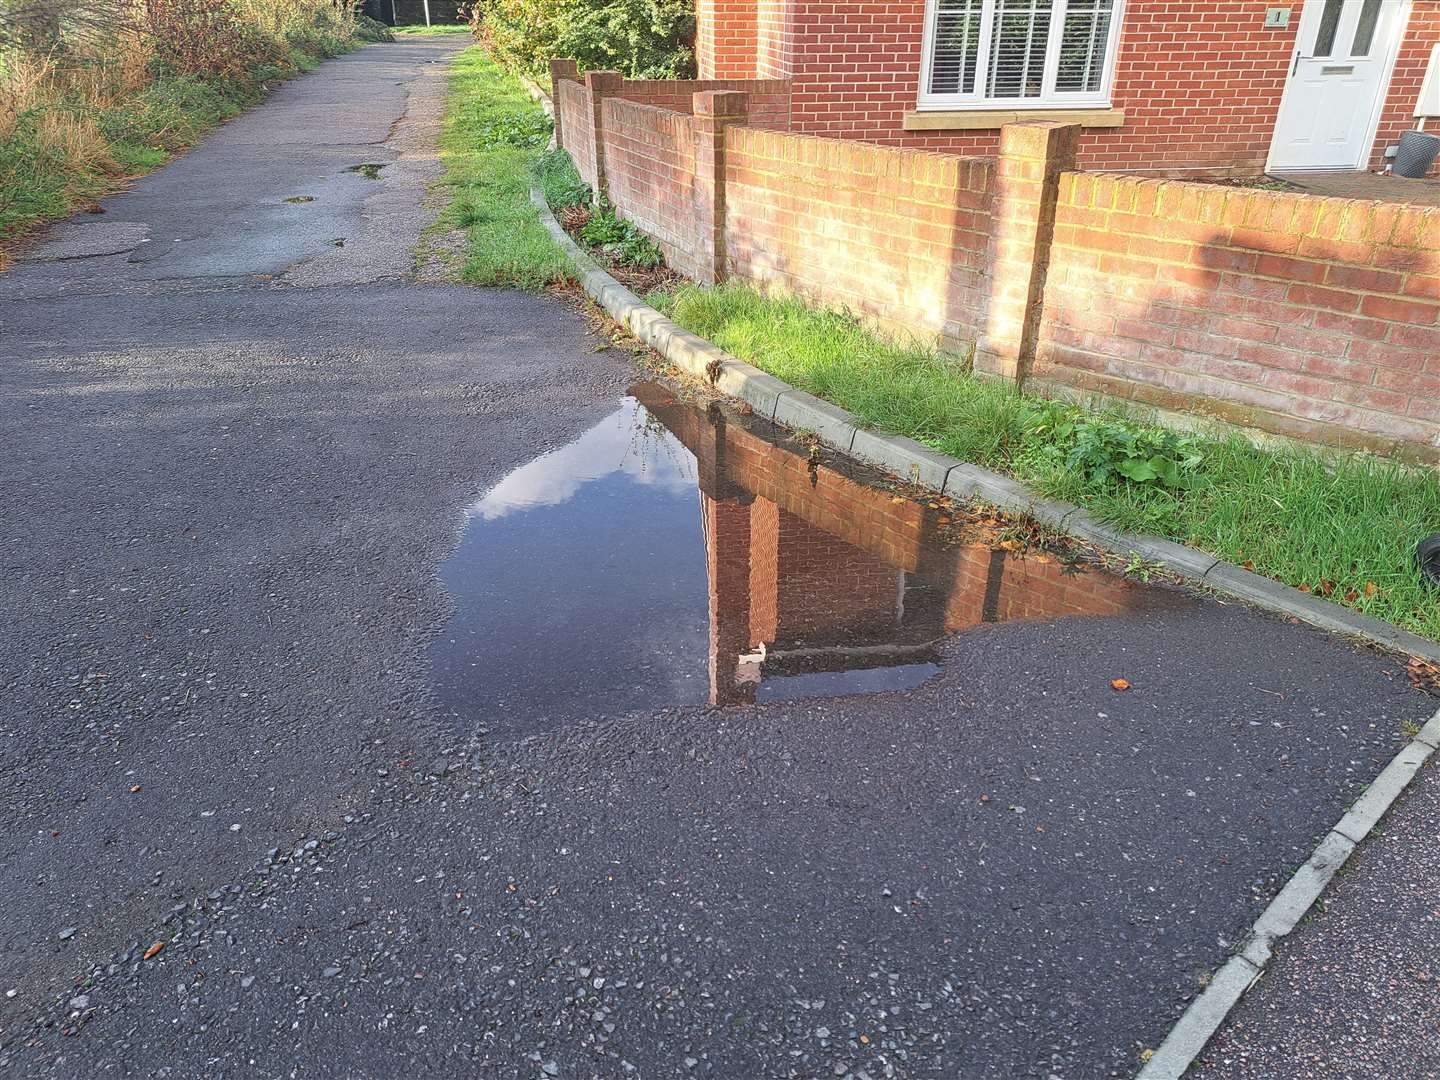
left=723, top=126, right=996, bottom=346
left=1035, top=173, right=1440, bottom=454
left=600, top=98, right=702, bottom=278
left=757, top=0, right=795, bottom=78
left=772, top=507, right=899, bottom=644
left=696, top=0, right=1436, bottom=176
left=1371, top=2, right=1440, bottom=171
left=935, top=546, right=1135, bottom=630
left=696, top=0, right=759, bottom=78
left=557, top=79, right=597, bottom=187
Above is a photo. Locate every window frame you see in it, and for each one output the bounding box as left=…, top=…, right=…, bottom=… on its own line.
left=916, top=0, right=1128, bottom=111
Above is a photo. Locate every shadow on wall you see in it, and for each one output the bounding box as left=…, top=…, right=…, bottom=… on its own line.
left=1030, top=176, right=1440, bottom=461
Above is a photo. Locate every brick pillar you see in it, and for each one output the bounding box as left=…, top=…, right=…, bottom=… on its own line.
left=974, top=121, right=1080, bottom=386
left=705, top=493, right=756, bottom=706
left=585, top=70, right=623, bottom=204
left=692, top=90, right=748, bottom=286
left=548, top=58, right=578, bottom=147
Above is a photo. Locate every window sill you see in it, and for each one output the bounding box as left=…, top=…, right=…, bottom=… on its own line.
left=902, top=107, right=1125, bottom=131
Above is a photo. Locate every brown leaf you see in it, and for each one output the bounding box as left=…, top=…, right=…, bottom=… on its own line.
left=1242, top=560, right=1254, bottom=571
left=978, top=793, right=991, bottom=804
left=1365, top=581, right=1378, bottom=597
left=1319, top=579, right=1335, bottom=597
left=129, top=785, right=142, bottom=794
left=1298, top=583, right=1311, bottom=593
left=1110, top=678, right=1132, bottom=691
left=1343, top=589, right=1360, bottom=603
left=143, top=941, right=165, bottom=961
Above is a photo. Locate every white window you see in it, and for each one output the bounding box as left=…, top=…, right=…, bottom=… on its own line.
left=918, top=0, right=1125, bottom=109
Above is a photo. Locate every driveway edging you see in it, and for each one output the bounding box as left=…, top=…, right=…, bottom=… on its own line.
left=529, top=185, right=1440, bottom=666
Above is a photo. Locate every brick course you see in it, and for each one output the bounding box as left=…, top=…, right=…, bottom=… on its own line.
left=1035, top=174, right=1440, bottom=454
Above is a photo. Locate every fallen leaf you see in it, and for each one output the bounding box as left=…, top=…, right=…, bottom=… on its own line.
left=1110, top=678, right=1131, bottom=691
left=1242, top=560, right=1254, bottom=571
left=1298, top=583, right=1311, bottom=593
left=1365, top=581, right=1378, bottom=597
left=858, top=1034, right=870, bottom=1045
left=129, top=785, right=141, bottom=794
left=143, top=941, right=165, bottom=960
left=1319, top=579, right=1335, bottom=597
left=978, top=793, right=991, bottom=804
left=1343, top=589, right=1360, bottom=603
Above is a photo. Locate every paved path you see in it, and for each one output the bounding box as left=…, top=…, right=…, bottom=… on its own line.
left=1273, top=170, right=1440, bottom=206
left=2, top=39, right=1437, bottom=1080
left=1189, top=756, right=1440, bottom=1080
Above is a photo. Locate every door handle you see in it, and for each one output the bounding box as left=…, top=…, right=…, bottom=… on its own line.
left=1293, top=53, right=1310, bottom=75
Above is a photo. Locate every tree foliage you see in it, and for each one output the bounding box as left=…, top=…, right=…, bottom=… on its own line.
left=474, top=0, right=694, bottom=79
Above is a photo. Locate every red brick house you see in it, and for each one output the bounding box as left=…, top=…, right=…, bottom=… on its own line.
left=693, top=0, right=1440, bottom=174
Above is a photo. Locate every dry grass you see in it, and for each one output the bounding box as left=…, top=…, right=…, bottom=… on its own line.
left=0, top=0, right=361, bottom=244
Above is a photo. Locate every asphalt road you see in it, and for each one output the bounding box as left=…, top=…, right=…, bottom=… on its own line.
left=1188, top=756, right=1440, bottom=1080
left=2, top=38, right=1437, bottom=1080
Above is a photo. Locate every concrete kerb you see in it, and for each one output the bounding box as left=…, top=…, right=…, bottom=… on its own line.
left=1138, top=705, right=1440, bottom=1080
left=528, top=182, right=1440, bottom=667
left=531, top=177, right=1440, bottom=1080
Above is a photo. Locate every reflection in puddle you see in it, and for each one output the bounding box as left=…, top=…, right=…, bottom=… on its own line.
left=430, top=383, right=1186, bottom=735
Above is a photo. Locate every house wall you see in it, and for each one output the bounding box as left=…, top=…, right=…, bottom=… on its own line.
left=696, top=0, right=1440, bottom=177
left=695, top=0, right=759, bottom=78
left=1372, top=1, right=1440, bottom=169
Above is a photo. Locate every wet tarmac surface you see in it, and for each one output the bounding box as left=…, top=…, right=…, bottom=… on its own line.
left=4, top=37, right=1440, bottom=1080
left=433, top=384, right=1188, bottom=737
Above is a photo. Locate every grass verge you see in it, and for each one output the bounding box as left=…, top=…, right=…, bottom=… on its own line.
left=649, top=282, right=1440, bottom=643
left=434, top=45, right=570, bottom=287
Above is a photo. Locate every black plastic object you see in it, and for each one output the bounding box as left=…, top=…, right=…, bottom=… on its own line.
left=1417, top=534, right=1440, bottom=587
left=1394, top=130, right=1440, bottom=179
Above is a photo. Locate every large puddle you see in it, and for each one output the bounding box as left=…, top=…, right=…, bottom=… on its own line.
left=430, top=383, right=1186, bottom=736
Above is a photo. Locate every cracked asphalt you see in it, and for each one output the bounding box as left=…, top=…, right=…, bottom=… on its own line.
left=2, top=37, right=1437, bottom=1080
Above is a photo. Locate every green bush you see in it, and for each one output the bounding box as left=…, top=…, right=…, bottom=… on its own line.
left=479, top=0, right=694, bottom=79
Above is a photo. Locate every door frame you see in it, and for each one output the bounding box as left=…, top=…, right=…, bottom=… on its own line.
left=1265, top=0, right=1414, bottom=172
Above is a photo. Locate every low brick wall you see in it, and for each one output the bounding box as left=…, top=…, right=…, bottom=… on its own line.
left=1035, top=175, right=1440, bottom=455
left=600, top=98, right=701, bottom=278
left=550, top=62, right=1440, bottom=459
left=724, top=127, right=995, bottom=346
left=556, top=79, right=597, bottom=188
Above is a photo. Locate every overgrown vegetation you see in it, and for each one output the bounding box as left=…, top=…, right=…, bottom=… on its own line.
left=474, top=0, right=694, bottom=79
left=434, top=45, right=570, bottom=286
left=649, top=282, right=1440, bottom=642
left=0, top=0, right=363, bottom=256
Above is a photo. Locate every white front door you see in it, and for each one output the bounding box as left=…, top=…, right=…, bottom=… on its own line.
left=1269, top=0, right=1406, bottom=170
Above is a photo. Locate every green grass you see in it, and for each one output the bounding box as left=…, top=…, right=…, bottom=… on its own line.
left=651, top=282, right=1440, bottom=642
left=393, top=24, right=474, bottom=34
left=435, top=45, right=571, bottom=287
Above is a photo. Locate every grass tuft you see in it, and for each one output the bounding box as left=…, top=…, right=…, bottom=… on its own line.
left=653, top=282, right=1440, bottom=641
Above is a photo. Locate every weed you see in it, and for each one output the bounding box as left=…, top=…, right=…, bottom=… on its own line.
left=577, top=202, right=664, bottom=268
left=347, top=163, right=386, bottom=179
